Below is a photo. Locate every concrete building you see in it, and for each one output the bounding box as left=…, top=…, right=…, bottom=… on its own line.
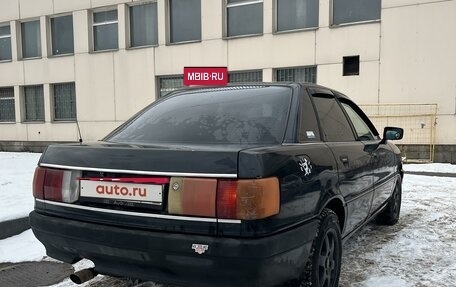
left=0, top=0, right=455, bottom=162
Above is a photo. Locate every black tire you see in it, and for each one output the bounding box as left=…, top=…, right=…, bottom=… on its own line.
left=376, top=178, right=402, bottom=225
left=294, top=208, right=342, bottom=287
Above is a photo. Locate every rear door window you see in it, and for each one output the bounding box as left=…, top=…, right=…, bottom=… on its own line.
left=311, top=93, right=355, bottom=142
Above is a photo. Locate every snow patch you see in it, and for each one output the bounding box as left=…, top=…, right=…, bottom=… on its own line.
left=403, top=163, right=456, bottom=173
left=355, top=276, right=410, bottom=287
left=0, top=229, right=46, bottom=263
left=0, top=152, right=41, bottom=221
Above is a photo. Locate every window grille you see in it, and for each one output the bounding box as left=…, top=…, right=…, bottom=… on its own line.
left=275, top=66, right=317, bottom=83
left=24, top=85, right=44, bottom=122
left=0, top=87, right=15, bottom=122
left=54, top=83, right=76, bottom=121
left=228, top=70, right=263, bottom=83
left=158, top=76, right=184, bottom=98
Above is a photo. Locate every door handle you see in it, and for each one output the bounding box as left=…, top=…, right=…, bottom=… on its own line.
left=340, top=156, right=349, bottom=166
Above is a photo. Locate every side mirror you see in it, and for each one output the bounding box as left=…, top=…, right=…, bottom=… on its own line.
left=382, top=127, right=404, bottom=143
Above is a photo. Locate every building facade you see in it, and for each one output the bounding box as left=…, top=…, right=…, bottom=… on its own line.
left=0, top=0, right=455, bottom=161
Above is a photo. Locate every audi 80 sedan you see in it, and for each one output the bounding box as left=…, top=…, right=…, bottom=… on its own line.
left=30, top=83, right=403, bottom=287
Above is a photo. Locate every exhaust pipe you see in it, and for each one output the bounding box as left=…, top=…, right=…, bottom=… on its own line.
left=70, top=268, right=98, bottom=284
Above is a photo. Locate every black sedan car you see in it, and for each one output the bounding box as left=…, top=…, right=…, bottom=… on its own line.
left=30, top=83, right=403, bottom=287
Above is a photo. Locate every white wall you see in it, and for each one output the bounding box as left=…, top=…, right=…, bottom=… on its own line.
left=0, top=0, right=454, bottom=144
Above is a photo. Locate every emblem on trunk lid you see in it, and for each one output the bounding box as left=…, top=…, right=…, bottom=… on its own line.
left=192, top=244, right=209, bottom=255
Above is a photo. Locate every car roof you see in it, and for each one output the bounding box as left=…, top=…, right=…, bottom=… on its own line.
left=164, top=82, right=347, bottom=98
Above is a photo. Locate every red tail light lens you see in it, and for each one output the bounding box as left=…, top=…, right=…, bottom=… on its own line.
left=43, top=169, right=64, bottom=201
left=32, top=167, right=81, bottom=203
left=217, top=178, right=280, bottom=220
left=216, top=180, right=238, bottom=219
left=33, top=167, right=46, bottom=199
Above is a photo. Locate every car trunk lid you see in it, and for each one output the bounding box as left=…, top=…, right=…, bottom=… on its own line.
left=35, top=142, right=245, bottom=236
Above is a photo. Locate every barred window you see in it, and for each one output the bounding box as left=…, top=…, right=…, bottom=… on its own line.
left=275, top=66, right=317, bottom=83
left=51, top=15, right=74, bottom=55
left=332, top=0, right=381, bottom=25
left=24, top=85, right=44, bottom=122
left=276, top=0, right=319, bottom=32
left=54, top=83, right=76, bottom=121
left=21, top=20, right=41, bottom=58
left=129, top=2, right=158, bottom=47
left=226, top=0, right=263, bottom=37
left=158, top=76, right=184, bottom=98
left=228, top=70, right=263, bottom=83
left=0, top=87, right=15, bottom=122
left=0, top=24, right=12, bottom=61
left=93, top=9, right=118, bottom=51
left=169, top=0, right=201, bottom=43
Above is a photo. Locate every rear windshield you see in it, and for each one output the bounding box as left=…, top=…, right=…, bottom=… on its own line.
left=106, top=86, right=292, bottom=145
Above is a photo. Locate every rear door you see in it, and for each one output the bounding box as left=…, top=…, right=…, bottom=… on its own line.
left=309, top=88, right=375, bottom=236
left=337, top=96, right=397, bottom=215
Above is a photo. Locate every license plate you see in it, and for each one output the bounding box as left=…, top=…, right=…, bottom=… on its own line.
left=80, top=180, right=163, bottom=205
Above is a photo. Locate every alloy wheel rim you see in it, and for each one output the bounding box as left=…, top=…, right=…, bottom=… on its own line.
left=392, top=185, right=400, bottom=215
left=318, top=229, right=339, bottom=287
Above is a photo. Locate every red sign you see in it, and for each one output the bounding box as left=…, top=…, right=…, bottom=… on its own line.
left=183, top=67, right=228, bottom=86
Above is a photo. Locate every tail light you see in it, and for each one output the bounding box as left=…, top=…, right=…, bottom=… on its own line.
left=217, top=178, right=280, bottom=220
left=168, top=177, right=280, bottom=220
left=32, top=167, right=81, bottom=203
left=168, top=177, right=217, bottom=217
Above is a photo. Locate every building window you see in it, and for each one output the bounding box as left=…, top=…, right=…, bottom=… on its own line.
left=229, top=70, right=263, bottom=83
left=93, top=9, right=118, bottom=51
left=226, top=0, right=263, bottom=37
left=0, top=87, right=15, bottom=122
left=343, top=55, right=360, bottom=76
left=0, top=24, right=12, bottom=61
left=21, top=20, right=41, bottom=59
left=158, top=76, right=183, bottom=98
left=130, top=2, right=158, bottom=47
left=276, top=0, right=318, bottom=32
left=275, top=66, right=317, bottom=83
left=332, top=0, right=381, bottom=25
left=51, top=15, right=74, bottom=55
left=24, top=85, right=44, bottom=122
left=53, top=83, right=76, bottom=121
left=169, top=0, right=201, bottom=43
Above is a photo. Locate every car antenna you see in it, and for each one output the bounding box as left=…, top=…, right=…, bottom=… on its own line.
left=76, top=120, right=83, bottom=143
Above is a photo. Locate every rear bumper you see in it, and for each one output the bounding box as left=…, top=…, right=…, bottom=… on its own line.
left=30, top=211, right=317, bottom=287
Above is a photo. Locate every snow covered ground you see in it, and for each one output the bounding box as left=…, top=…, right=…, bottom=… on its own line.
left=0, top=152, right=455, bottom=286
left=403, top=163, right=456, bottom=174
left=0, top=152, right=41, bottom=221
left=339, top=174, right=456, bottom=287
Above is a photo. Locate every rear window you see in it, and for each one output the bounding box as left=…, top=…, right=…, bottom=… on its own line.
left=106, top=86, right=292, bottom=145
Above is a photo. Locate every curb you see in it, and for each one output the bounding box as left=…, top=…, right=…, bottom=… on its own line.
left=0, top=217, right=30, bottom=240
left=404, top=171, right=456, bottom=178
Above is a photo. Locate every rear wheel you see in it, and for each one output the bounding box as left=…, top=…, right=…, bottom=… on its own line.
left=376, top=178, right=402, bottom=225
left=291, top=208, right=342, bottom=287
